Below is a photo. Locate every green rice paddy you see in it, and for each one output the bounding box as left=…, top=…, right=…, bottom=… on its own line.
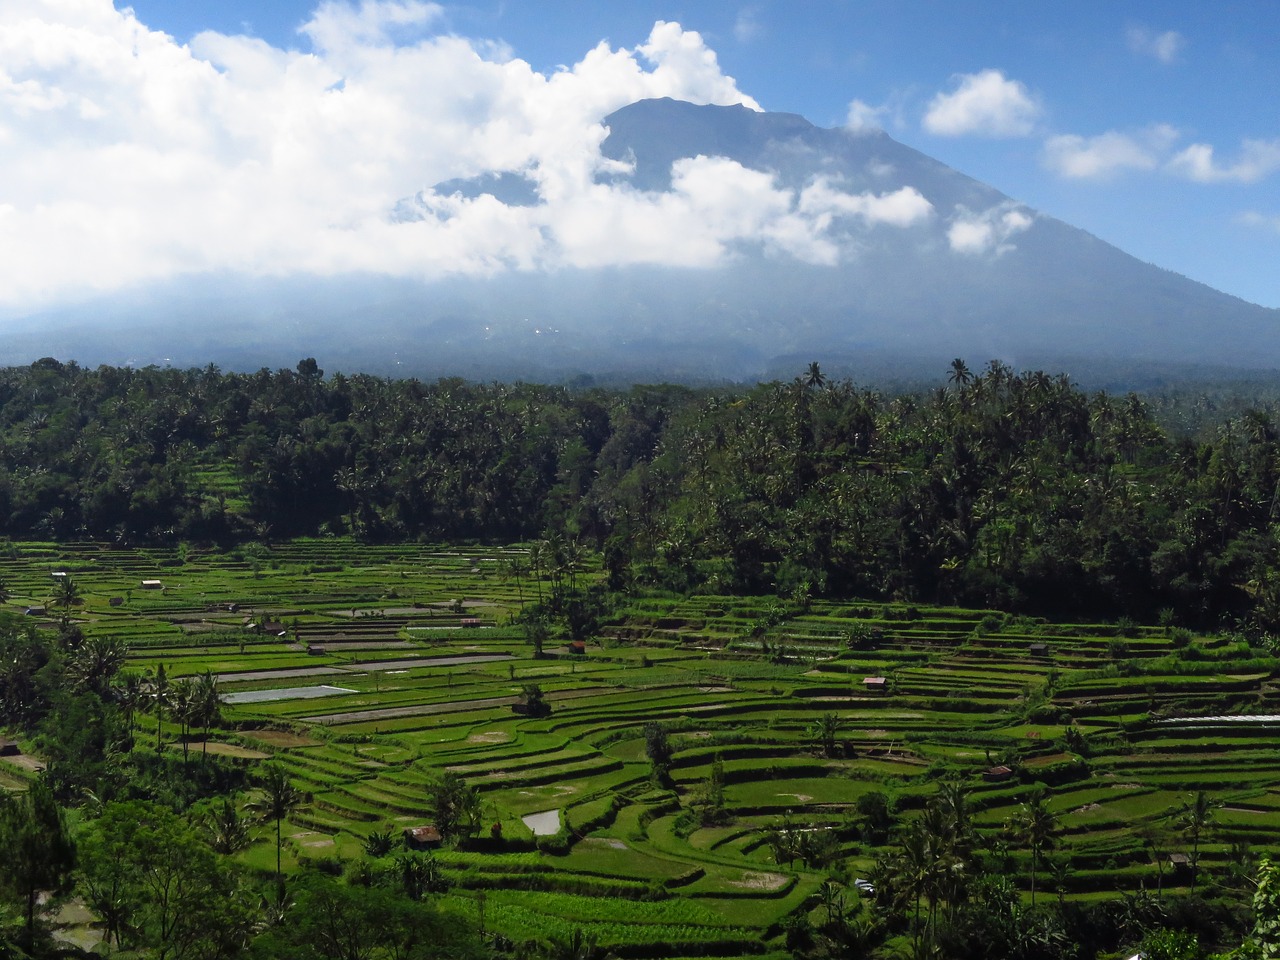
left=3, top=538, right=1279, bottom=955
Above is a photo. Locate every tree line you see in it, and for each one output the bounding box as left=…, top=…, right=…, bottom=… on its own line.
left=4, top=357, right=1280, bottom=629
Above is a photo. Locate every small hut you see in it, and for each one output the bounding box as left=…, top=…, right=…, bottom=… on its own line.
left=460, top=617, right=482, bottom=628
left=0, top=739, right=20, bottom=757
left=403, top=825, right=443, bottom=850
left=1029, top=642, right=1050, bottom=657
left=511, top=693, right=551, bottom=717
left=141, top=579, right=163, bottom=590
left=568, top=640, right=586, bottom=655
left=983, top=765, right=1015, bottom=783
left=862, top=676, right=888, bottom=693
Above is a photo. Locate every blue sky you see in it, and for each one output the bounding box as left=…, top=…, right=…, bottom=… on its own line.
left=1, top=1, right=1276, bottom=312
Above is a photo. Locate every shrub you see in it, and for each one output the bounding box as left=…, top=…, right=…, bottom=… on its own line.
left=363, top=825, right=396, bottom=858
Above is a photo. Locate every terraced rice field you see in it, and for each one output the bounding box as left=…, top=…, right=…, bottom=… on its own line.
left=4, top=539, right=1280, bottom=956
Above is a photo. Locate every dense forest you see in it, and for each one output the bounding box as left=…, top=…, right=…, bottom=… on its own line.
left=3, top=357, right=1280, bottom=632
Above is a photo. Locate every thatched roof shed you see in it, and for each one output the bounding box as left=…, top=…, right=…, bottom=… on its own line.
left=403, top=825, right=442, bottom=849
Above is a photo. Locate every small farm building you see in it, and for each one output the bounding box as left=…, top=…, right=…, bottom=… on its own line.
left=512, top=695, right=551, bottom=718
left=983, top=765, right=1015, bottom=783
left=141, top=579, right=163, bottom=590
left=403, top=825, right=443, bottom=849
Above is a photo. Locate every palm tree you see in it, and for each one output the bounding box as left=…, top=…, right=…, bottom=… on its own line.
left=894, top=821, right=932, bottom=950
left=805, top=361, right=827, bottom=390
left=502, top=556, right=528, bottom=610
left=526, top=542, right=545, bottom=604
left=205, top=796, right=252, bottom=854
left=169, top=678, right=195, bottom=764
left=51, top=575, right=83, bottom=640
left=948, top=358, right=973, bottom=387
left=67, top=636, right=128, bottom=697
left=148, top=664, right=171, bottom=753
left=192, top=670, right=221, bottom=757
left=51, top=574, right=82, bottom=613
left=246, top=764, right=303, bottom=899
left=1015, top=791, right=1058, bottom=906
left=112, top=671, right=147, bottom=737
left=1180, top=791, right=1218, bottom=892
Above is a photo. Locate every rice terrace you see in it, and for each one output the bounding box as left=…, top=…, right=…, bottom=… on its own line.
left=5, top=536, right=1280, bottom=957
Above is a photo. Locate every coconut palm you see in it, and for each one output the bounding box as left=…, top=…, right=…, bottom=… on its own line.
left=67, top=636, right=128, bottom=697
left=245, top=764, right=303, bottom=899
left=191, top=670, right=221, bottom=757
left=205, top=796, right=252, bottom=855
left=805, top=361, right=827, bottom=390
left=169, top=678, right=195, bottom=764
left=948, top=358, right=973, bottom=387
left=51, top=574, right=81, bottom=613
left=112, top=671, right=147, bottom=737
left=1015, top=791, right=1059, bottom=906
left=147, top=664, right=171, bottom=753
left=1180, top=790, right=1218, bottom=892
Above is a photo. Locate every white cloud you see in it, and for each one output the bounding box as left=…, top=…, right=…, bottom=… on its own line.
left=798, top=180, right=933, bottom=228
left=1167, top=139, right=1280, bottom=184
left=922, top=69, right=1040, bottom=138
left=0, top=2, right=786, bottom=308
left=1042, top=125, right=1280, bottom=186
left=637, top=21, right=762, bottom=110
left=947, top=202, right=1034, bottom=256
left=403, top=161, right=935, bottom=271
left=733, top=7, right=762, bottom=44
left=1238, top=211, right=1280, bottom=233
left=300, top=0, right=444, bottom=51
left=845, top=99, right=886, bottom=133
left=1127, top=26, right=1185, bottom=64
left=1042, top=125, right=1178, bottom=179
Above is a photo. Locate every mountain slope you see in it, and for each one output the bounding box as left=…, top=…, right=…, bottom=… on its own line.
left=3, top=97, right=1275, bottom=381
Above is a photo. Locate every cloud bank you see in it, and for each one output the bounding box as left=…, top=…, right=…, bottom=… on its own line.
left=0, top=1, right=785, bottom=309
left=0, top=2, right=1055, bottom=314
left=1044, top=125, right=1280, bottom=185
